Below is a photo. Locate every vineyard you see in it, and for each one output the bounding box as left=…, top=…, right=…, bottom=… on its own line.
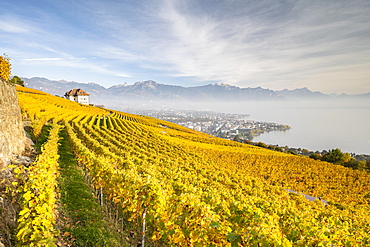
left=15, top=85, right=370, bottom=246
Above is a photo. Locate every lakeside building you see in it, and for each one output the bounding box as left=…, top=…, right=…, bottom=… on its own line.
left=64, top=88, right=90, bottom=105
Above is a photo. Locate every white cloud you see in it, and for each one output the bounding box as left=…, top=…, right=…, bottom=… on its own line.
left=0, top=21, right=29, bottom=33
left=21, top=58, right=65, bottom=61
left=2, top=0, right=369, bottom=93
left=119, top=0, right=365, bottom=93
left=115, top=73, right=131, bottom=78
left=18, top=55, right=130, bottom=78
left=0, top=14, right=40, bottom=34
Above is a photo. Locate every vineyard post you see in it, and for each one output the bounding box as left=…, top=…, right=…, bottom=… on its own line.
left=100, top=186, right=103, bottom=206
left=121, top=216, right=124, bottom=237
left=115, top=209, right=119, bottom=224
left=142, top=208, right=147, bottom=247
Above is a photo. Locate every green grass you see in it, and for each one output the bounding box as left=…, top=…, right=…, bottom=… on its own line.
left=57, top=128, right=124, bottom=246
left=26, top=124, right=52, bottom=152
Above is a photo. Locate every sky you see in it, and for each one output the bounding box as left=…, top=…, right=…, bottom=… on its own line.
left=1, top=0, right=370, bottom=94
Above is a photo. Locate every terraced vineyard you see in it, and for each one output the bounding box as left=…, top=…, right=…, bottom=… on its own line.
left=16, top=85, right=370, bottom=246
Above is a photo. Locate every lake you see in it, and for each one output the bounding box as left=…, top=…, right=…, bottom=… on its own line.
left=194, top=98, right=370, bottom=155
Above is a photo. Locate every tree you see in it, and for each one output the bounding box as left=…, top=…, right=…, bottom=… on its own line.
left=274, top=146, right=283, bottom=152
left=321, top=148, right=351, bottom=165
left=309, top=153, right=322, bottom=160
left=255, top=142, right=268, bottom=148
left=287, top=150, right=297, bottom=155
left=10, top=75, right=24, bottom=86
left=357, top=161, right=367, bottom=171
left=243, top=139, right=253, bottom=145
left=344, top=158, right=358, bottom=169
left=0, top=54, right=11, bottom=81
left=233, top=135, right=242, bottom=143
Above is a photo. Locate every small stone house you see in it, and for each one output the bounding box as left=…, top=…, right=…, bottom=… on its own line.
left=64, top=89, right=90, bottom=105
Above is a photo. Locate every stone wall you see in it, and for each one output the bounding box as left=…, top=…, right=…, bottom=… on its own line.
left=0, top=78, right=26, bottom=168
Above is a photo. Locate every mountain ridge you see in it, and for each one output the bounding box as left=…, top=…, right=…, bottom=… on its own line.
left=22, top=77, right=369, bottom=103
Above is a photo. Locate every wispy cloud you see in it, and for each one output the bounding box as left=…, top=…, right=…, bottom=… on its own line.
left=1, top=0, right=369, bottom=93
left=87, top=0, right=368, bottom=92
left=0, top=21, right=29, bottom=33
left=0, top=13, right=41, bottom=34
left=21, top=58, right=72, bottom=61
left=135, top=0, right=369, bottom=91
left=18, top=55, right=131, bottom=78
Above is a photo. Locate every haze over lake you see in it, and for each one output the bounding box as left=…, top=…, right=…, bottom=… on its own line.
left=188, top=98, right=370, bottom=155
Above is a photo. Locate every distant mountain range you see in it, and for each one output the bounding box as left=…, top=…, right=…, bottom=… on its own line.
left=22, top=77, right=369, bottom=104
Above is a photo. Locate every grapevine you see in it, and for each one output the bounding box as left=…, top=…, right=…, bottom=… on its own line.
left=16, top=122, right=61, bottom=246
left=15, top=86, right=370, bottom=246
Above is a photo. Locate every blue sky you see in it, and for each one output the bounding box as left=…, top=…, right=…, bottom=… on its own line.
left=1, top=0, right=369, bottom=94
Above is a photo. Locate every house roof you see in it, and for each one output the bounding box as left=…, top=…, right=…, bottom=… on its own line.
left=65, top=88, right=90, bottom=96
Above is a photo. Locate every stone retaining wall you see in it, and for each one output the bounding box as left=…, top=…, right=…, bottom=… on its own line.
left=0, top=78, right=26, bottom=168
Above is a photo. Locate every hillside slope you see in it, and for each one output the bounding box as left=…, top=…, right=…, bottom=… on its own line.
left=15, top=85, right=370, bottom=246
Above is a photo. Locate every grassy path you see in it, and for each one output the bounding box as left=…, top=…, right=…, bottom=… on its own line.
left=57, top=128, right=123, bottom=246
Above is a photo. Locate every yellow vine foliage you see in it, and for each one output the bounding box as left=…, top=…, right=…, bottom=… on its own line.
left=16, top=87, right=370, bottom=246
left=16, top=85, right=48, bottom=95
left=0, top=54, right=11, bottom=81
left=16, top=122, right=61, bottom=246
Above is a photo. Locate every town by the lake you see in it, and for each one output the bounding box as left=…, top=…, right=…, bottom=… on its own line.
left=130, top=109, right=291, bottom=141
